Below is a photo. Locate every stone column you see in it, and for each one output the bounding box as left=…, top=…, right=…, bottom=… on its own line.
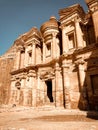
left=21, top=75, right=26, bottom=89
left=28, top=70, right=36, bottom=107
left=61, top=26, right=69, bottom=53
left=21, top=77, right=26, bottom=106
left=20, top=51, right=25, bottom=68
left=32, top=41, right=36, bottom=65
left=36, top=72, right=40, bottom=106
left=21, top=75, right=27, bottom=106
left=52, top=32, right=57, bottom=58
left=56, top=37, right=60, bottom=58
left=24, top=73, right=32, bottom=106
left=78, top=63, right=85, bottom=89
left=78, top=61, right=89, bottom=109
left=43, top=41, right=46, bottom=62
left=32, top=76, right=37, bottom=107
left=23, top=88, right=32, bottom=106
left=15, top=47, right=21, bottom=70
left=24, top=47, right=28, bottom=67
left=55, top=62, right=63, bottom=108
left=23, top=89, right=28, bottom=106
left=9, top=76, right=16, bottom=105
left=23, top=89, right=26, bottom=106
left=75, top=20, right=83, bottom=48
left=23, top=88, right=32, bottom=107
left=92, top=12, right=98, bottom=42
left=16, top=89, right=20, bottom=105
left=86, top=0, right=98, bottom=42
left=62, top=62, right=71, bottom=109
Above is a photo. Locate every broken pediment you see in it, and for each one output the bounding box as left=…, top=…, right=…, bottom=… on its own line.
left=40, top=70, right=55, bottom=80
left=59, top=4, right=85, bottom=22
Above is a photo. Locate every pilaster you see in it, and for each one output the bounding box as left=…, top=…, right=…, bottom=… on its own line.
left=36, top=72, right=40, bottom=106
left=75, top=19, right=84, bottom=48
left=32, top=40, right=36, bottom=65
left=52, top=32, right=57, bottom=58
left=62, top=63, right=71, bottom=109
left=55, top=62, right=63, bottom=108
left=85, top=0, right=98, bottom=42
left=28, top=70, right=37, bottom=107
left=9, top=76, right=16, bottom=104
left=75, top=59, right=88, bottom=110
left=43, top=40, right=46, bottom=62
left=78, top=63, right=86, bottom=90
left=32, top=77, right=37, bottom=107
left=24, top=47, right=28, bottom=67
left=62, top=27, right=69, bottom=53
left=15, top=46, right=23, bottom=70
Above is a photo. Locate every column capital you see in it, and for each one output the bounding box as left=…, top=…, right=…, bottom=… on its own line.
left=20, top=73, right=27, bottom=79
left=75, top=59, right=85, bottom=65
left=17, top=45, right=24, bottom=52
left=55, top=62, right=60, bottom=70
left=41, top=38, right=45, bottom=43
left=11, top=76, right=16, bottom=81
left=28, top=70, right=36, bottom=77
left=62, top=63, right=69, bottom=69
left=52, top=32, right=57, bottom=37
left=32, top=38, right=40, bottom=45
left=32, top=39, right=36, bottom=45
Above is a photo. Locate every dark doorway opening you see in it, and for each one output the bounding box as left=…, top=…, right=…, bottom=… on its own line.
left=90, top=75, right=98, bottom=110
left=45, top=80, right=53, bottom=102
left=91, top=74, right=98, bottom=95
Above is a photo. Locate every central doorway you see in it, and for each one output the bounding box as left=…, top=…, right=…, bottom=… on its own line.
left=45, top=80, right=54, bottom=103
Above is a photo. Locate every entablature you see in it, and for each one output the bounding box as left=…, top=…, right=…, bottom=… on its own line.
left=24, top=37, right=42, bottom=47
left=38, top=67, right=55, bottom=80
left=59, top=4, right=85, bottom=24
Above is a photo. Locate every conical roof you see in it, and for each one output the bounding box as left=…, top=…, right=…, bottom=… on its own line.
left=40, top=16, right=59, bottom=34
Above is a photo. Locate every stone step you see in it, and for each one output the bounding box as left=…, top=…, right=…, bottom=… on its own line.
left=36, top=105, right=56, bottom=111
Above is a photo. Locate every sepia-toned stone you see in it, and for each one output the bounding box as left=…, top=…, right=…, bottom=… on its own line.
left=0, top=0, right=98, bottom=110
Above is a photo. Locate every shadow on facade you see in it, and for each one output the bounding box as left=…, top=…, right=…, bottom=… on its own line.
left=86, top=111, right=98, bottom=120
left=77, top=44, right=98, bottom=119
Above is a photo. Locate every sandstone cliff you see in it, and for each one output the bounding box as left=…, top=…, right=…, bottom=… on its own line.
left=0, top=44, right=16, bottom=105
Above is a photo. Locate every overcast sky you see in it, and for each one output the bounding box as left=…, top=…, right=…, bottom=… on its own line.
left=0, top=0, right=88, bottom=56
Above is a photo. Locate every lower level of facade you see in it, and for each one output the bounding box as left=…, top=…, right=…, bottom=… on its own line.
left=9, top=44, right=98, bottom=110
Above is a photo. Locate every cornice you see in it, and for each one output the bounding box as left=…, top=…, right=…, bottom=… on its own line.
left=11, top=65, right=36, bottom=75
left=59, top=4, right=85, bottom=23
left=85, top=0, right=98, bottom=5
left=24, top=37, right=42, bottom=47
left=10, top=43, right=98, bottom=76
left=60, top=43, right=98, bottom=61
left=14, top=38, right=24, bottom=46
left=36, top=58, right=60, bottom=68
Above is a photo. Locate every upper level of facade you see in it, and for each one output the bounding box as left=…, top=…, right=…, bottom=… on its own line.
left=12, top=0, right=98, bottom=71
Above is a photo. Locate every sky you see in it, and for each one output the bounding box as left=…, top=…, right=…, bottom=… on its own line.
left=0, top=0, right=88, bottom=56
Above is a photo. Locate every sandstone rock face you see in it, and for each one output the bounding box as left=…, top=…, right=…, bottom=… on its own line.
left=0, top=45, right=16, bottom=105
left=0, top=0, right=98, bottom=110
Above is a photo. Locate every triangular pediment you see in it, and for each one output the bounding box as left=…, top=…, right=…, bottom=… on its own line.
left=27, top=27, right=42, bottom=39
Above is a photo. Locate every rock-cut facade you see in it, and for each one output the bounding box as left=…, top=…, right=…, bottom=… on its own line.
left=0, top=0, right=98, bottom=110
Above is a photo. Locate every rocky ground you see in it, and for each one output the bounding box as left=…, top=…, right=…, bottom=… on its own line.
left=0, top=106, right=98, bottom=130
